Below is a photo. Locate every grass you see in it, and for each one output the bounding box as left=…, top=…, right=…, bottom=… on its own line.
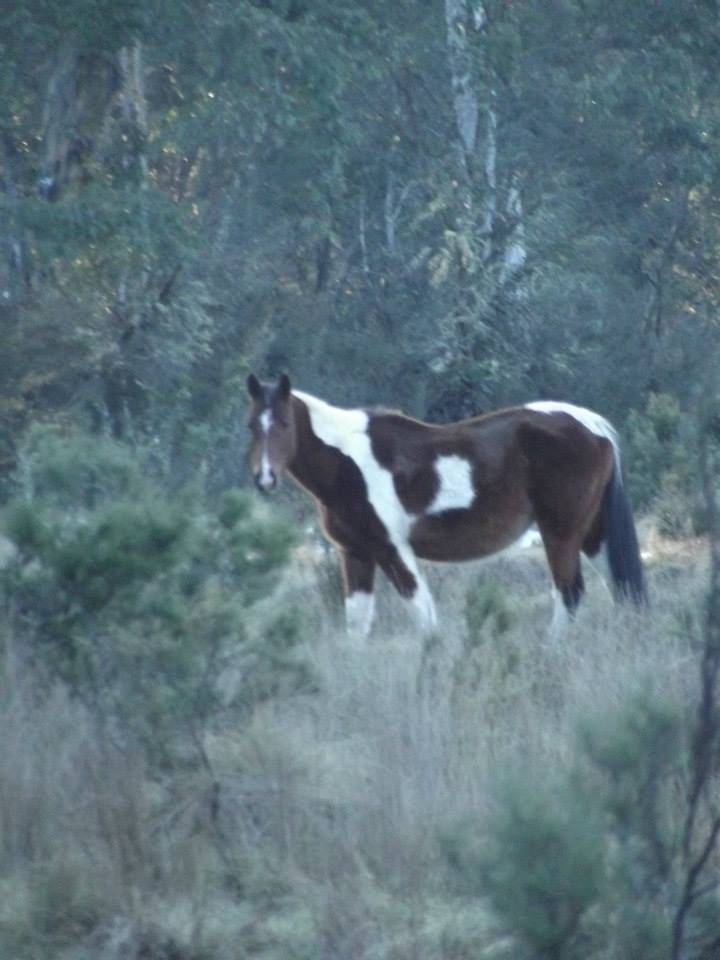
left=0, top=526, right=713, bottom=959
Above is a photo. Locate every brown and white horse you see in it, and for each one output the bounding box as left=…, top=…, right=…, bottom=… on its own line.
left=246, top=374, right=646, bottom=637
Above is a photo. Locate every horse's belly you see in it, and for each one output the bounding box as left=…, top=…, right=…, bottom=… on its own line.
left=410, top=507, right=533, bottom=563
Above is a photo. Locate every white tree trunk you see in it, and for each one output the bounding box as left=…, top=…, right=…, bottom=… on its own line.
left=118, top=43, right=149, bottom=184
left=444, top=0, right=479, bottom=170
left=480, top=86, right=498, bottom=263
left=444, top=1, right=497, bottom=263
left=500, top=180, right=527, bottom=286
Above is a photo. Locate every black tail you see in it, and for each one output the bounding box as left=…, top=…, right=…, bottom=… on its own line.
left=602, top=463, right=647, bottom=606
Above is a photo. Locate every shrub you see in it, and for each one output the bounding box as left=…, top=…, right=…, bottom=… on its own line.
left=625, top=393, right=704, bottom=532
left=441, top=684, right=720, bottom=960
left=0, top=428, right=305, bottom=766
left=443, top=771, right=605, bottom=960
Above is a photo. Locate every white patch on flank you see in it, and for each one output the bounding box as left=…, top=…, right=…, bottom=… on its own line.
left=526, top=400, right=620, bottom=467
left=294, top=390, right=437, bottom=631
left=345, top=591, right=376, bottom=638
left=427, top=454, right=475, bottom=515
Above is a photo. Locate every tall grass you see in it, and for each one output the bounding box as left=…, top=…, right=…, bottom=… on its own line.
left=0, top=539, right=711, bottom=959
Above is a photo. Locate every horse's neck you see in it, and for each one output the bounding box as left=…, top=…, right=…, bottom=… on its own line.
left=289, top=393, right=354, bottom=502
left=288, top=427, right=330, bottom=500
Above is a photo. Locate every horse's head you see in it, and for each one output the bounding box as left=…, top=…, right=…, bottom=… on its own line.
left=246, top=373, right=297, bottom=493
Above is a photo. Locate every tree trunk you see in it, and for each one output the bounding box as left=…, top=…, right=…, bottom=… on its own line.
left=444, top=0, right=480, bottom=168
left=40, top=41, right=79, bottom=197
left=500, top=179, right=527, bottom=287
left=480, top=85, right=497, bottom=263
left=1, top=134, right=31, bottom=296
left=444, top=1, right=497, bottom=263
left=118, top=43, right=149, bottom=185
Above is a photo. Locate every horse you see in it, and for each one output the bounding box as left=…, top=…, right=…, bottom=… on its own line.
left=246, top=373, right=646, bottom=638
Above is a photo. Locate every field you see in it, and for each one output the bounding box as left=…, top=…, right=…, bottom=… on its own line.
left=1, top=518, right=715, bottom=960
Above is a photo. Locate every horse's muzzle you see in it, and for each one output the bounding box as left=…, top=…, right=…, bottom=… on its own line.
left=254, top=470, right=277, bottom=494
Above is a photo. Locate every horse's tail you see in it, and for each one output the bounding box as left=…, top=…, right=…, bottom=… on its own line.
left=602, top=453, right=647, bottom=606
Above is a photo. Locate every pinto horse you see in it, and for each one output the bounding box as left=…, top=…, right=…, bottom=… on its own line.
left=246, top=374, right=646, bottom=637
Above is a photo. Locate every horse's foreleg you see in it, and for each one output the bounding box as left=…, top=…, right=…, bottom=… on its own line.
left=340, top=550, right=377, bottom=638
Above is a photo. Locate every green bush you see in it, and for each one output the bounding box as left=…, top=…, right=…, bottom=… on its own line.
left=625, top=393, right=703, bottom=532
left=443, top=771, right=605, bottom=960
left=465, top=579, right=517, bottom=639
left=0, top=428, right=306, bottom=765
left=442, top=685, right=719, bottom=960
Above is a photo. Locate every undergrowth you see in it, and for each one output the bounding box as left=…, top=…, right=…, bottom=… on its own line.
left=1, top=429, right=718, bottom=958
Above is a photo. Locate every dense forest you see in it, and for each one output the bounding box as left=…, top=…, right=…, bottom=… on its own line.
left=2, top=1, right=720, bottom=958
left=3, top=0, right=720, bottom=486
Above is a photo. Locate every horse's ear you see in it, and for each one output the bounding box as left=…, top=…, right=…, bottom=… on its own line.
left=247, top=374, right=264, bottom=401
left=277, top=374, right=292, bottom=400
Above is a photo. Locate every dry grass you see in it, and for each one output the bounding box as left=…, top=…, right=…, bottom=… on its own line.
left=0, top=526, right=710, bottom=958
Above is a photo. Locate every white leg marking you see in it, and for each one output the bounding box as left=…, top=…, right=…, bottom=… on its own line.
left=427, top=454, right=475, bottom=514
left=345, top=591, right=376, bottom=638
left=398, top=546, right=437, bottom=632
left=412, top=578, right=438, bottom=631
left=548, top=588, right=570, bottom=642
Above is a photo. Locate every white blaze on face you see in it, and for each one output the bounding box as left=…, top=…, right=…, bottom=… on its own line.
left=427, top=454, right=475, bottom=514
left=258, top=409, right=275, bottom=488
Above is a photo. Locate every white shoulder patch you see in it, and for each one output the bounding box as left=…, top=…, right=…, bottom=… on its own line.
left=293, top=390, right=368, bottom=446
left=525, top=400, right=619, bottom=458
left=427, top=454, right=475, bottom=514
left=292, top=390, right=413, bottom=543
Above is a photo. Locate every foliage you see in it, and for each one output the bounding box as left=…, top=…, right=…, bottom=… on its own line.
left=445, top=772, right=605, bottom=960
left=626, top=392, right=708, bottom=535
left=0, top=427, right=304, bottom=765
left=442, top=682, right=720, bottom=960
left=465, top=578, right=516, bottom=639
left=3, top=2, right=720, bottom=957
left=0, top=484, right=718, bottom=959
left=2, top=0, right=720, bottom=498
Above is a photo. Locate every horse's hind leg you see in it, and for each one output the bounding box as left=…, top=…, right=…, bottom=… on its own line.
left=538, top=531, right=585, bottom=640
left=340, top=550, right=376, bottom=638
